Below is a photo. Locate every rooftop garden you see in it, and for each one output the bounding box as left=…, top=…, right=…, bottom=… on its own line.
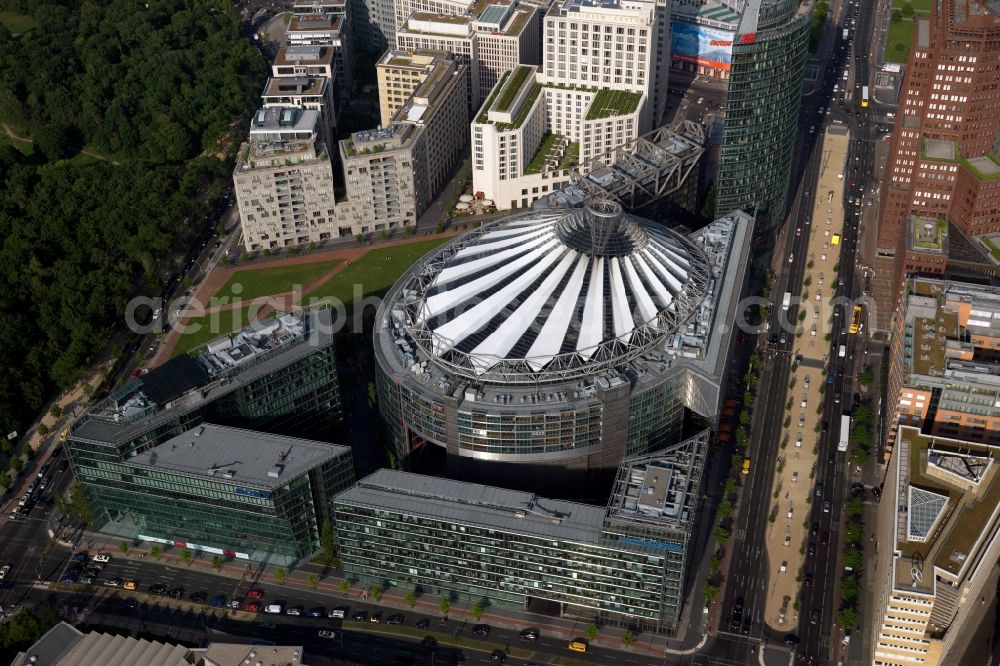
left=585, top=89, right=642, bottom=120
left=960, top=153, right=1000, bottom=181
left=493, top=83, right=542, bottom=131
left=495, top=66, right=533, bottom=112
left=475, top=71, right=510, bottom=124
left=920, top=137, right=957, bottom=163
left=911, top=216, right=946, bottom=250
left=524, top=133, right=579, bottom=175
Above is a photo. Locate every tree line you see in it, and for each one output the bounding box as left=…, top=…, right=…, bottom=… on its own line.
left=0, top=0, right=265, bottom=443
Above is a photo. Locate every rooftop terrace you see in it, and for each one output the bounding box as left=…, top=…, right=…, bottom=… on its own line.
left=585, top=89, right=643, bottom=120
left=909, top=215, right=948, bottom=253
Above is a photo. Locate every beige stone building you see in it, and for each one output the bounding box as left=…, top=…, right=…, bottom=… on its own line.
left=377, top=49, right=456, bottom=127
left=339, top=56, right=468, bottom=234
left=234, top=108, right=338, bottom=251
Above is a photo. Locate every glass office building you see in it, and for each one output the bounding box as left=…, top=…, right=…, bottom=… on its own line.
left=716, top=0, right=812, bottom=233
left=333, top=431, right=708, bottom=633
left=99, top=425, right=354, bottom=565
left=67, top=310, right=343, bottom=548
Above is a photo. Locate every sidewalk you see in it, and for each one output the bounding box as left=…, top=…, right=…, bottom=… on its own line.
left=72, top=532, right=690, bottom=658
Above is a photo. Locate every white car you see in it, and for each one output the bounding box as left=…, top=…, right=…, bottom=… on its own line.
left=318, top=630, right=336, bottom=639
left=0, top=565, right=10, bottom=581
left=264, top=604, right=284, bottom=614
left=329, top=609, right=346, bottom=619
left=809, top=126, right=815, bottom=134
left=818, top=106, right=825, bottom=114
left=92, top=554, right=111, bottom=563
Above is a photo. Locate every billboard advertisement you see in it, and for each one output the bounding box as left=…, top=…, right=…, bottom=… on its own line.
left=671, top=21, right=734, bottom=72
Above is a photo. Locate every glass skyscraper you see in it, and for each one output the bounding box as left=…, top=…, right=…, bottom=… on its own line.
left=716, top=0, right=812, bottom=233
left=98, top=425, right=354, bottom=566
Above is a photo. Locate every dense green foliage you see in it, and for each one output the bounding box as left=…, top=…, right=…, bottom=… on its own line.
left=0, top=0, right=260, bottom=160
left=0, top=603, right=61, bottom=663
left=0, top=0, right=263, bottom=438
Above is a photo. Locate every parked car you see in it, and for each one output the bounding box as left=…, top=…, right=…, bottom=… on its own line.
left=286, top=606, right=303, bottom=616
left=328, top=607, right=347, bottom=619
left=519, top=628, right=540, bottom=641
left=421, top=636, right=438, bottom=651
left=104, top=577, right=123, bottom=587
left=80, top=576, right=95, bottom=585
left=318, top=630, right=336, bottom=639
left=415, top=618, right=430, bottom=630
left=167, top=587, right=185, bottom=599
left=93, top=553, right=111, bottom=563
left=472, top=624, right=491, bottom=637
left=369, top=611, right=382, bottom=624
left=148, top=583, right=168, bottom=595
left=490, top=650, right=507, bottom=663
left=189, top=592, right=208, bottom=603
left=306, top=607, right=325, bottom=618
left=386, top=614, right=405, bottom=625
left=209, top=595, right=226, bottom=607
left=246, top=589, right=265, bottom=600
left=351, top=611, right=368, bottom=622
left=244, top=602, right=261, bottom=613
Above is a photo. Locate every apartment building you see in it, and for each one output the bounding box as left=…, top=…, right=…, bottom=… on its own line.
left=293, top=0, right=371, bottom=56
left=286, top=12, right=356, bottom=101
left=873, top=1, right=1000, bottom=333
left=397, top=13, right=481, bottom=110
left=377, top=49, right=454, bottom=126
left=260, top=75, right=338, bottom=152
left=339, top=54, right=468, bottom=233
left=234, top=108, right=338, bottom=251
left=472, top=62, right=643, bottom=210
left=541, top=0, right=656, bottom=103
left=474, top=1, right=541, bottom=100
left=394, top=0, right=473, bottom=38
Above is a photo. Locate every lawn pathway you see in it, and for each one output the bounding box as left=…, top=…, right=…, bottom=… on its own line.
left=155, top=232, right=459, bottom=363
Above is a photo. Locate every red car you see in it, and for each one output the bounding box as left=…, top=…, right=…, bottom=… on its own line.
left=247, top=589, right=264, bottom=600
left=244, top=602, right=261, bottom=613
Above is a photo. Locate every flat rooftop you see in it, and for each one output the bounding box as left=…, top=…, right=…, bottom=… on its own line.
left=127, top=424, right=348, bottom=490
left=199, top=643, right=308, bottom=666
left=71, top=310, right=334, bottom=446
left=905, top=278, right=1000, bottom=381
left=964, top=154, right=1000, bottom=180
left=249, top=107, right=319, bottom=136
left=893, top=427, right=1000, bottom=592
left=288, top=13, right=343, bottom=31
left=909, top=215, right=947, bottom=253
left=336, top=469, right=607, bottom=543
left=275, top=45, right=335, bottom=66
left=263, top=75, right=328, bottom=97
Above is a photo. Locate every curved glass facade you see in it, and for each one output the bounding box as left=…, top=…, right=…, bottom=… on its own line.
left=716, top=0, right=811, bottom=233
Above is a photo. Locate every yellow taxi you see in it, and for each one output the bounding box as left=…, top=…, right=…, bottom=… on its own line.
left=123, top=581, right=137, bottom=591
left=568, top=639, right=588, bottom=653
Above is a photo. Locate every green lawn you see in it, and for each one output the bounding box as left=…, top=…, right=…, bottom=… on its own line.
left=886, top=18, right=915, bottom=64
left=215, top=260, right=342, bottom=302
left=0, top=10, right=37, bottom=33
left=308, top=239, right=450, bottom=311
left=171, top=303, right=272, bottom=357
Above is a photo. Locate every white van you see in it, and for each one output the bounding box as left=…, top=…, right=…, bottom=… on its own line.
left=265, top=604, right=284, bottom=614
left=838, top=344, right=847, bottom=358
left=93, top=554, right=111, bottom=563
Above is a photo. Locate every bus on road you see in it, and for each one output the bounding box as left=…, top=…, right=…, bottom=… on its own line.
left=849, top=305, right=863, bottom=334
left=839, top=414, right=851, bottom=452
left=861, top=86, right=870, bottom=108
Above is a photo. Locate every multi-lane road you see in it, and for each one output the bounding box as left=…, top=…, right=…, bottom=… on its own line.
left=715, top=0, right=884, bottom=662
